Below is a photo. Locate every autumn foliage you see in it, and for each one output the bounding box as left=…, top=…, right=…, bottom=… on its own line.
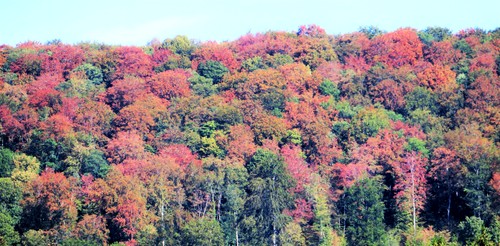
left=0, top=26, right=499, bottom=245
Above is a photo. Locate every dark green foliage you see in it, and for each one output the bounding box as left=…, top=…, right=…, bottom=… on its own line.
left=342, top=177, right=387, bottom=246
left=81, top=149, right=110, bottom=178
left=457, top=216, right=494, bottom=245
left=197, top=60, right=229, bottom=84
left=26, top=136, right=70, bottom=172
left=419, top=27, right=452, bottom=45
left=74, top=63, right=104, bottom=85
left=359, top=26, right=384, bottom=39
left=213, top=105, right=243, bottom=127
left=319, top=80, right=340, bottom=100
left=453, top=39, right=474, bottom=58
left=496, top=55, right=500, bottom=76
left=258, top=89, right=285, bottom=112
left=189, top=74, right=218, bottom=97
left=221, top=166, right=248, bottom=246
left=464, top=158, right=493, bottom=220
left=404, top=87, right=439, bottom=114
left=0, top=179, right=21, bottom=245
left=0, top=148, right=14, bottom=178
left=0, top=178, right=22, bottom=222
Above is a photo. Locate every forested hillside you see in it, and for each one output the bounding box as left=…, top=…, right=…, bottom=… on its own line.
left=0, top=25, right=499, bottom=245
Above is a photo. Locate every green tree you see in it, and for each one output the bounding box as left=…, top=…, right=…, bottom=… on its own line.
left=319, top=80, right=340, bottom=100
left=359, top=26, right=384, bottom=39
left=306, top=174, right=335, bottom=246
left=0, top=148, right=14, bottom=178
left=404, top=87, right=439, bottom=114
left=342, top=177, right=387, bottom=246
left=74, top=63, right=104, bottom=85
left=162, top=35, right=196, bottom=56
left=181, top=217, right=224, bottom=246
left=244, top=149, right=294, bottom=246
left=189, top=73, right=217, bottom=97
left=0, top=208, right=20, bottom=246
left=11, top=153, right=40, bottom=183
left=457, top=216, right=494, bottom=246
left=21, top=230, right=49, bottom=246
left=0, top=178, right=22, bottom=222
left=221, top=165, right=248, bottom=246
left=197, top=60, right=229, bottom=84
left=279, top=221, right=306, bottom=246
left=241, top=56, right=267, bottom=72
left=81, top=149, right=110, bottom=178
left=352, top=107, right=390, bottom=143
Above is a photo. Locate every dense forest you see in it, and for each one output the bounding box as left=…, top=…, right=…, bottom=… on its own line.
left=0, top=25, right=499, bottom=245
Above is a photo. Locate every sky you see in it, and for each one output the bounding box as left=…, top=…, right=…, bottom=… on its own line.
left=1, top=0, right=499, bottom=46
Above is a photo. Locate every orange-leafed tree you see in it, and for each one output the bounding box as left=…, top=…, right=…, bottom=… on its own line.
left=113, top=95, right=167, bottom=140
left=225, top=124, right=257, bottom=162
left=366, top=28, right=423, bottom=68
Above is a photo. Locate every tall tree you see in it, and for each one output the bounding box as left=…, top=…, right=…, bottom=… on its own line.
left=341, top=176, right=387, bottom=246
left=244, top=149, right=294, bottom=246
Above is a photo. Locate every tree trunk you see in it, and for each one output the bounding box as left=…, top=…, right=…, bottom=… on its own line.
left=447, top=191, right=451, bottom=227
left=273, top=223, right=277, bottom=246
left=410, top=157, right=417, bottom=237
left=236, top=228, right=239, bottom=246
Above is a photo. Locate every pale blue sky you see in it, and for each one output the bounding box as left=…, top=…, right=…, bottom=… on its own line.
left=2, top=0, right=499, bottom=46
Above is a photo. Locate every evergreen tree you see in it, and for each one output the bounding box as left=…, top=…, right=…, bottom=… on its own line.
left=342, top=177, right=387, bottom=246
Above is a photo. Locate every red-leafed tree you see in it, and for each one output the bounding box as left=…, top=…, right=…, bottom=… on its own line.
left=42, top=44, right=85, bottom=76
left=192, top=41, right=239, bottom=71
left=113, top=46, right=153, bottom=79
left=21, top=168, right=78, bottom=235
left=371, top=79, right=406, bottom=111
left=424, top=40, right=462, bottom=66
left=106, top=76, right=149, bottom=111
left=104, top=168, right=151, bottom=244
left=158, top=144, right=201, bottom=169
left=106, top=131, right=146, bottom=164
left=40, top=113, right=74, bottom=141
left=148, top=69, right=191, bottom=100
left=279, top=63, right=313, bottom=95
left=74, top=214, right=109, bottom=245
left=74, top=100, right=116, bottom=140
left=466, top=75, right=500, bottom=111
left=281, top=144, right=310, bottom=193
